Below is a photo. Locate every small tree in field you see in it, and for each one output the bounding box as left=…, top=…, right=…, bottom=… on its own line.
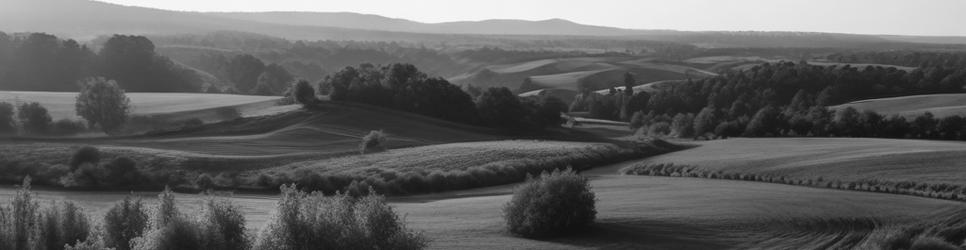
left=76, top=77, right=130, bottom=134
left=292, top=80, right=319, bottom=108
left=0, top=102, right=17, bottom=134
left=18, top=102, right=52, bottom=134
left=360, top=130, right=387, bottom=154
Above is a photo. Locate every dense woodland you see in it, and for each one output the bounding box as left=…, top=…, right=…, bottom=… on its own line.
left=0, top=32, right=202, bottom=92
left=317, top=63, right=565, bottom=130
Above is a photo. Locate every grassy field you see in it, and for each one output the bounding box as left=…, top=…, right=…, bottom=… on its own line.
left=0, top=91, right=284, bottom=121
left=611, top=137, right=966, bottom=201
left=830, top=93, right=966, bottom=118
left=2, top=175, right=959, bottom=249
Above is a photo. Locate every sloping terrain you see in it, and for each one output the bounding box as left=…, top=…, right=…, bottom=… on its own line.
left=2, top=171, right=959, bottom=249
left=830, top=93, right=966, bottom=118
left=0, top=91, right=282, bottom=121
left=454, top=56, right=709, bottom=93
left=615, top=137, right=966, bottom=185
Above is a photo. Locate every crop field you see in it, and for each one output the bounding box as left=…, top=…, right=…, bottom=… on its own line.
left=0, top=91, right=284, bottom=121
left=259, top=140, right=638, bottom=176
left=830, top=93, right=966, bottom=118
left=611, top=137, right=966, bottom=201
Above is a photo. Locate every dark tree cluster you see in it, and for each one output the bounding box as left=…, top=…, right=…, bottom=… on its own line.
left=626, top=61, right=966, bottom=140
left=320, top=63, right=565, bottom=130
left=195, top=53, right=295, bottom=95
left=0, top=32, right=203, bottom=92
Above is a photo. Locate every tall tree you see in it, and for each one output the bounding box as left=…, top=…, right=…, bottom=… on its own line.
left=623, top=72, right=636, bottom=96
left=76, top=77, right=130, bottom=134
left=226, top=54, right=265, bottom=93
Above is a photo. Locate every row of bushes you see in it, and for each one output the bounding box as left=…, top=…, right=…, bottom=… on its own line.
left=621, top=163, right=966, bottom=202
left=239, top=141, right=676, bottom=196
left=0, top=178, right=427, bottom=250
left=0, top=102, right=88, bottom=136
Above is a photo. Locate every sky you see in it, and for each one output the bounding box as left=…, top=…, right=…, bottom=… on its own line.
left=96, top=0, right=966, bottom=36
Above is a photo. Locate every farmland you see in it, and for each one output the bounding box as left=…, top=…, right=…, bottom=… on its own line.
left=831, top=93, right=966, bottom=118
left=0, top=91, right=284, bottom=121
left=2, top=171, right=960, bottom=249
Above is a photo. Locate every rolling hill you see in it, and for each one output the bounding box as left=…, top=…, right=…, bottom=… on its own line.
left=0, top=91, right=284, bottom=122
left=3, top=0, right=964, bottom=49
left=452, top=56, right=713, bottom=94
left=830, top=93, right=966, bottom=118
left=603, top=137, right=966, bottom=191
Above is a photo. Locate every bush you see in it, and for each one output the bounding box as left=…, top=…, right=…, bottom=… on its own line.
left=40, top=201, right=91, bottom=250
left=196, top=174, right=215, bottom=190
left=18, top=102, right=52, bottom=134
left=129, top=189, right=250, bottom=250
left=70, top=146, right=101, bottom=171
left=503, top=169, right=596, bottom=238
left=65, top=227, right=109, bottom=250
left=51, top=119, right=88, bottom=136
left=252, top=184, right=427, bottom=250
left=0, top=102, right=18, bottom=134
left=198, top=198, right=249, bottom=250
left=0, top=178, right=42, bottom=250
left=103, top=157, right=142, bottom=186
left=103, top=197, right=149, bottom=250
left=359, top=130, right=387, bottom=154
left=291, top=80, right=319, bottom=108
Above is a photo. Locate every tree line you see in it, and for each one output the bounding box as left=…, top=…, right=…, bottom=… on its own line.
left=315, top=63, right=566, bottom=131
left=613, top=60, right=966, bottom=140
left=0, top=32, right=202, bottom=92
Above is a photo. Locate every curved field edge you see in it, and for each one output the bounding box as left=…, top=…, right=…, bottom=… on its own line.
left=0, top=139, right=686, bottom=195
left=617, top=137, right=966, bottom=203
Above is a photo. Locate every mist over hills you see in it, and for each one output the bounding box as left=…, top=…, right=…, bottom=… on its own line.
left=2, top=0, right=964, bottom=48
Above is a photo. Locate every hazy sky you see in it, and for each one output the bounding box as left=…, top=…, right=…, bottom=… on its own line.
left=97, top=0, right=966, bottom=36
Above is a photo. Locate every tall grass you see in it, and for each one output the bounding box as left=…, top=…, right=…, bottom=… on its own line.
left=1, top=178, right=427, bottom=250
left=0, top=177, right=93, bottom=250
left=252, top=184, right=427, bottom=250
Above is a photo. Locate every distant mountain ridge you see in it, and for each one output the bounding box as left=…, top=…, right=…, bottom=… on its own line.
left=1, top=0, right=965, bottom=47
left=210, top=12, right=648, bottom=36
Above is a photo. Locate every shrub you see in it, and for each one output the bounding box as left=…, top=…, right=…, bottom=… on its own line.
left=51, top=119, right=87, bottom=136
left=291, top=80, right=319, bottom=108
left=130, top=189, right=250, bottom=250
left=359, top=130, right=387, bottom=154
left=70, top=146, right=101, bottom=171
left=0, top=102, right=18, bottom=134
left=18, top=102, right=53, bottom=134
left=0, top=177, right=42, bottom=250
left=103, top=157, right=142, bottom=186
left=40, top=201, right=91, bottom=250
left=65, top=227, right=109, bottom=250
left=503, top=169, right=596, bottom=238
left=103, top=196, right=149, bottom=250
left=76, top=77, right=131, bottom=134
left=252, top=184, right=427, bottom=250
left=198, top=198, right=249, bottom=250
left=196, top=174, right=215, bottom=190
